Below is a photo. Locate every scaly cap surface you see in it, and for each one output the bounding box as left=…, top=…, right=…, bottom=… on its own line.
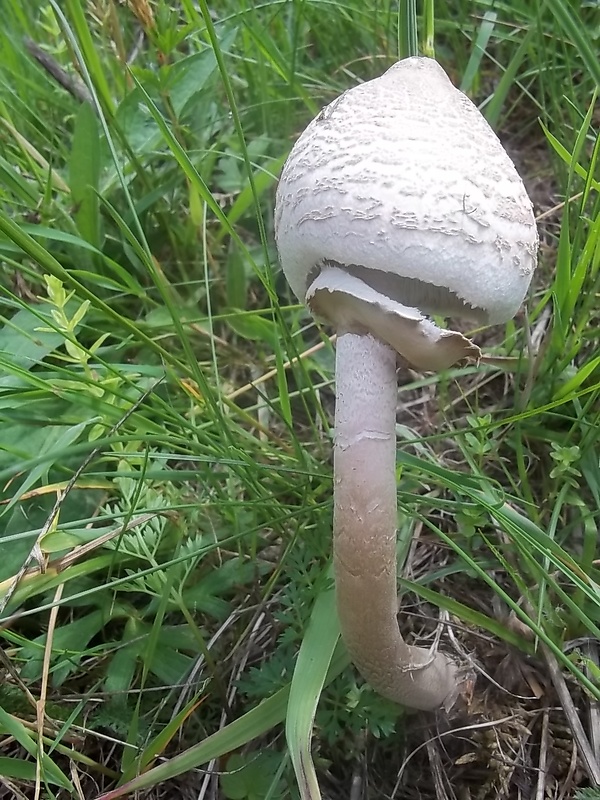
left=275, top=57, right=538, bottom=368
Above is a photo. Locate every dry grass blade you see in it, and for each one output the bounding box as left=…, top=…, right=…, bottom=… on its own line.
left=0, top=118, right=70, bottom=193
left=585, top=641, right=600, bottom=763
left=542, top=643, right=600, bottom=786
left=0, top=776, right=29, bottom=800
left=535, top=709, right=550, bottom=800
left=35, top=582, right=64, bottom=800
left=226, top=336, right=335, bottom=402
left=24, top=37, right=92, bottom=104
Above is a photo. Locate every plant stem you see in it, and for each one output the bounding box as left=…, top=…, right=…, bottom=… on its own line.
left=423, top=0, right=436, bottom=58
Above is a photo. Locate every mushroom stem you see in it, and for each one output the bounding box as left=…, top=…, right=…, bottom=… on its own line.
left=334, top=332, right=459, bottom=711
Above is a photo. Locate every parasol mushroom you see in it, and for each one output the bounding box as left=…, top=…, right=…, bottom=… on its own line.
left=274, top=57, right=538, bottom=711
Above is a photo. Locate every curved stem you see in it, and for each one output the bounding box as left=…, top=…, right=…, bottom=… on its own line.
left=333, top=332, right=459, bottom=711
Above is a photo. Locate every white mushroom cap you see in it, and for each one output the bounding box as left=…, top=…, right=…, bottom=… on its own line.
left=275, top=57, right=538, bottom=370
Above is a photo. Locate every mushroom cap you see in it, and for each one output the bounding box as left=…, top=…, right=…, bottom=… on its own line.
left=274, top=57, right=538, bottom=367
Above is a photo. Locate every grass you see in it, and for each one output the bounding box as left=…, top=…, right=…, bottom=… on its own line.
left=0, top=0, right=599, bottom=798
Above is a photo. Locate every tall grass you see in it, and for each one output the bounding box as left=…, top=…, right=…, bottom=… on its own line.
left=0, top=1, right=598, bottom=798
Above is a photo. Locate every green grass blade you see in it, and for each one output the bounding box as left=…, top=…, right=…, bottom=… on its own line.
left=69, top=101, right=101, bottom=250
left=398, top=0, right=418, bottom=59
left=460, top=11, right=497, bottom=94
left=286, top=582, right=340, bottom=800
left=0, top=706, right=74, bottom=791
left=484, top=27, right=534, bottom=128
left=546, top=0, right=600, bottom=86
left=55, top=0, right=115, bottom=114
left=97, top=687, right=291, bottom=798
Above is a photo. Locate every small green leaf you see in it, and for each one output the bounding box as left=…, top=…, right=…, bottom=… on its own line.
left=0, top=307, right=65, bottom=374
left=39, top=529, right=83, bottom=553
left=168, top=33, right=237, bottom=117
left=226, top=310, right=279, bottom=349
left=20, top=610, right=107, bottom=685
left=221, top=751, right=284, bottom=800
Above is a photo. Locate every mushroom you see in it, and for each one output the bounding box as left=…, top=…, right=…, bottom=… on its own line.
left=274, top=57, right=538, bottom=711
